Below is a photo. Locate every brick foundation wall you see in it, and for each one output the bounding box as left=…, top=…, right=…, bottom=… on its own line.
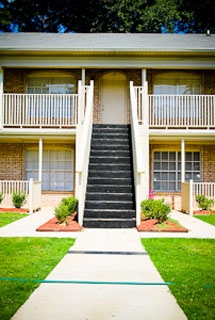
left=41, top=192, right=75, bottom=207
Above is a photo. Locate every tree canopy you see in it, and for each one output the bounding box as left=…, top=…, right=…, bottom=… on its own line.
left=0, top=0, right=214, bottom=33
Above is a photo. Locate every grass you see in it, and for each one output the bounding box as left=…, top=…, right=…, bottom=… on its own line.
left=0, top=237, right=75, bottom=320
left=0, top=212, right=29, bottom=227
left=141, top=238, right=215, bottom=320
left=156, top=218, right=185, bottom=230
left=195, top=214, right=215, bottom=226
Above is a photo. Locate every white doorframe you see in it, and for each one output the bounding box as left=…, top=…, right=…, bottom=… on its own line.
left=101, top=72, right=127, bottom=124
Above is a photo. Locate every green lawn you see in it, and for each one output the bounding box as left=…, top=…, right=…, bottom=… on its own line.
left=195, top=214, right=215, bottom=226
left=141, top=238, right=215, bottom=320
left=0, top=212, right=29, bottom=227
left=0, top=237, right=75, bottom=320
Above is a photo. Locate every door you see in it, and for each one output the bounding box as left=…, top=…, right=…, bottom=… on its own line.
left=101, top=72, right=127, bottom=124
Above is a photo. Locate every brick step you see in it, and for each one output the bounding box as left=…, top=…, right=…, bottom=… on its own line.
left=89, top=156, right=131, bottom=164
left=84, top=209, right=135, bottom=219
left=91, top=144, right=130, bottom=151
left=93, top=127, right=129, bottom=134
left=87, top=177, right=133, bottom=185
left=86, top=185, right=133, bottom=193
left=85, top=192, right=133, bottom=201
left=89, top=163, right=131, bottom=171
left=88, top=170, right=132, bottom=178
left=92, top=133, right=129, bottom=140
left=90, top=150, right=130, bottom=157
left=83, top=218, right=136, bottom=228
left=93, top=124, right=130, bottom=129
left=85, top=200, right=134, bottom=210
left=91, top=139, right=129, bottom=145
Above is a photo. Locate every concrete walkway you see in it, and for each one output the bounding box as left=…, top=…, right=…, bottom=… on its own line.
left=1, top=208, right=215, bottom=320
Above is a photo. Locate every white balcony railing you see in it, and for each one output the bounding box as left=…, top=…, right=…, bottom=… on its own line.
left=134, top=88, right=215, bottom=129
left=2, top=93, right=78, bottom=128
left=181, top=180, right=215, bottom=215
left=0, top=179, right=41, bottom=213
left=149, top=95, right=215, bottom=129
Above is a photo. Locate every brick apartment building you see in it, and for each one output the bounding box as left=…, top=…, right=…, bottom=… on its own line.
left=0, top=33, right=215, bottom=227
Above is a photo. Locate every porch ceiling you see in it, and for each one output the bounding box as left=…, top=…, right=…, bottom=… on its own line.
left=149, top=130, right=215, bottom=142
left=0, top=132, right=76, bottom=143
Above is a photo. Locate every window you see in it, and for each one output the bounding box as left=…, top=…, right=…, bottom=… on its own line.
left=27, top=75, right=75, bottom=119
left=153, top=72, right=201, bottom=95
left=26, top=149, right=74, bottom=191
left=27, top=76, right=74, bottom=94
left=153, top=151, right=200, bottom=192
left=152, top=72, right=202, bottom=122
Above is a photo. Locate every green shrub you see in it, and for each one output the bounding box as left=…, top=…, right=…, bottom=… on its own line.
left=54, top=203, right=70, bottom=224
left=61, top=196, right=78, bottom=215
left=140, top=198, right=171, bottom=223
left=12, top=190, right=26, bottom=208
left=195, top=195, right=214, bottom=211
left=0, top=192, right=4, bottom=204
left=54, top=196, right=78, bottom=224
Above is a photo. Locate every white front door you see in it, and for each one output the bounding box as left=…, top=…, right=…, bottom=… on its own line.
left=101, top=72, right=127, bottom=124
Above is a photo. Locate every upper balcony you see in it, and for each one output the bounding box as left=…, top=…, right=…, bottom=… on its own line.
left=133, top=85, right=215, bottom=131
left=2, top=93, right=78, bottom=129
left=1, top=91, right=215, bottom=131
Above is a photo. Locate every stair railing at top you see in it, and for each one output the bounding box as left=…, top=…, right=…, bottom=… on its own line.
left=75, top=80, right=94, bottom=225
left=130, top=81, right=149, bottom=225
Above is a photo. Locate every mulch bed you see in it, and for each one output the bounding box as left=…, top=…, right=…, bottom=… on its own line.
left=137, top=219, right=188, bottom=232
left=36, top=215, right=82, bottom=232
left=0, top=208, right=29, bottom=213
left=193, top=210, right=215, bottom=215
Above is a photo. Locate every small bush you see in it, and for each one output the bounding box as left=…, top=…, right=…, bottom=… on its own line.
left=54, top=203, right=70, bottom=224
left=54, top=196, right=78, bottom=224
left=61, top=196, right=78, bottom=215
left=0, top=192, right=4, bottom=204
left=195, top=195, right=214, bottom=211
left=140, top=198, right=171, bottom=223
left=12, top=190, right=26, bottom=208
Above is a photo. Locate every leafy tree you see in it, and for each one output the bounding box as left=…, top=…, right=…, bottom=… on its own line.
left=176, top=0, right=215, bottom=33
left=0, top=0, right=214, bottom=33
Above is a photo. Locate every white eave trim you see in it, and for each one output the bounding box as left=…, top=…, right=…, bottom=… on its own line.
left=1, top=55, right=215, bottom=69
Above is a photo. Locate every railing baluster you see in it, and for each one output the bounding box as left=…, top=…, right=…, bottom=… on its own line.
left=147, top=94, right=215, bottom=129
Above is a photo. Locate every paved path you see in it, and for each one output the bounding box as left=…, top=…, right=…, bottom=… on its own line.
left=1, top=208, right=215, bottom=319
left=12, top=228, right=187, bottom=320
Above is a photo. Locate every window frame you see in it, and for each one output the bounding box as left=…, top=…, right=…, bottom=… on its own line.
left=25, top=149, right=74, bottom=191
left=153, top=151, right=200, bottom=192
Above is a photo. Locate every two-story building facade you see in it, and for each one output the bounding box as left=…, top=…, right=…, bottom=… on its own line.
left=0, top=33, right=215, bottom=227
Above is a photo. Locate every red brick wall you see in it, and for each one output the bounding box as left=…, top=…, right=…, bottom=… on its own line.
left=202, top=145, right=215, bottom=181
left=0, top=144, right=24, bottom=180
left=0, top=142, right=75, bottom=181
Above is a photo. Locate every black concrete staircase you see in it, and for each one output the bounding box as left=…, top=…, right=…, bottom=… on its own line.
left=83, top=124, right=136, bottom=228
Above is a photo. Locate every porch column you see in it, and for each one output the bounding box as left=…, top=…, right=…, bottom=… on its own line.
left=181, top=139, right=185, bottom=183
left=141, top=69, right=147, bottom=85
left=38, top=138, right=43, bottom=182
left=0, top=67, right=3, bottom=130
left=82, top=68, right=86, bottom=85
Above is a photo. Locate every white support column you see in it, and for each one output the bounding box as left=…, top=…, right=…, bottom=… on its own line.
left=38, top=138, right=43, bottom=182
left=189, top=179, right=193, bottom=216
left=141, top=69, right=147, bottom=85
left=82, top=68, right=86, bottom=85
left=0, top=67, right=3, bottom=130
left=181, top=139, right=185, bottom=183
left=29, top=178, right=33, bottom=214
